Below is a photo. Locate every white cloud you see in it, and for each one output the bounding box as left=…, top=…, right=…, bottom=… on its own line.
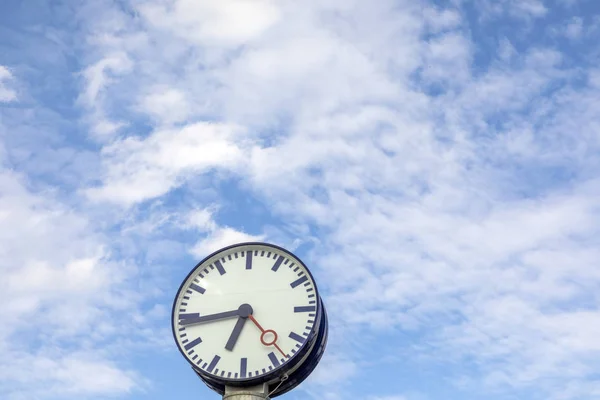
left=0, top=354, right=139, bottom=399
left=187, top=207, right=264, bottom=257
left=0, top=169, right=144, bottom=397
left=308, top=354, right=357, bottom=386
left=423, top=6, right=462, bottom=33
left=137, top=0, right=281, bottom=47
left=477, top=0, right=548, bottom=19
left=86, top=122, right=249, bottom=205
left=550, top=16, right=585, bottom=40
left=79, top=52, right=132, bottom=138
left=191, top=226, right=265, bottom=256
left=81, top=53, right=132, bottom=106
left=138, top=86, right=191, bottom=124
left=0, top=66, right=17, bottom=102
left=187, top=207, right=218, bottom=232
left=564, top=17, right=584, bottom=39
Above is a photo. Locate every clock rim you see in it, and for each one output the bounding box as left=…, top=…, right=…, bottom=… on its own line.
left=171, top=241, right=323, bottom=387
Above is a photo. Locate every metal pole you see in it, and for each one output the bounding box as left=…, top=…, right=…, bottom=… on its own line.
left=224, top=384, right=270, bottom=400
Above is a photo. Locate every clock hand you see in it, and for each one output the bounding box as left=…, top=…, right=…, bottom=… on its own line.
left=180, top=303, right=254, bottom=327
left=224, top=304, right=253, bottom=351
left=248, top=314, right=265, bottom=331
left=225, top=317, right=246, bottom=351
left=248, top=315, right=288, bottom=358
left=179, top=309, right=239, bottom=326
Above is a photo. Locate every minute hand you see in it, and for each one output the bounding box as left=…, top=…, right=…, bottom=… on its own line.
left=179, top=309, right=239, bottom=326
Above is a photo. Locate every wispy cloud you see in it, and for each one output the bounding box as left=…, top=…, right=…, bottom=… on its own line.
left=186, top=207, right=265, bottom=256
left=0, top=168, right=144, bottom=398
left=79, top=52, right=132, bottom=138
left=0, top=66, right=17, bottom=102
left=86, top=122, right=249, bottom=206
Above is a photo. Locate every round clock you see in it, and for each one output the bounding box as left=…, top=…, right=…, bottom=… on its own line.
left=171, top=242, right=328, bottom=397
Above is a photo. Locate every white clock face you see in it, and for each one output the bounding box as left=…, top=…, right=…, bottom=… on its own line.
left=172, top=243, right=319, bottom=382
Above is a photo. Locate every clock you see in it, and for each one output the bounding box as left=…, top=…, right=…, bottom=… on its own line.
left=171, top=242, right=328, bottom=397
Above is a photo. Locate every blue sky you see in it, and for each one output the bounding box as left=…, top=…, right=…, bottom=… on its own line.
left=1, top=0, right=600, bottom=399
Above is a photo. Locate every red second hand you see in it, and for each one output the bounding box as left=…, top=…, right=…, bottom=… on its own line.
left=248, top=315, right=288, bottom=358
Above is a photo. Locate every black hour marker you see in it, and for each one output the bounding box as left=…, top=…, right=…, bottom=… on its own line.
left=179, top=313, right=200, bottom=320
left=246, top=251, right=253, bottom=270
left=207, top=355, right=220, bottom=373
left=271, top=255, right=284, bottom=271
left=289, top=332, right=304, bottom=343
left=184, top=337, right=203, bottom=351
left=190, top=283, right=206, bottom=294
left=215, top=260, right=226, bottom=275
left=290, top=276, right=308, bottom=288
left=268, top=352, right=280, bottom=367
left=294, top=306, right=316, bottom=313
left=240, top=358, right=247, bottom=378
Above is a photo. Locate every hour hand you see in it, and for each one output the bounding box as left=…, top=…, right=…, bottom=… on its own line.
left=225, top=316, right=247, bottom=351
left=179, top=309, right=239, bottom=326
